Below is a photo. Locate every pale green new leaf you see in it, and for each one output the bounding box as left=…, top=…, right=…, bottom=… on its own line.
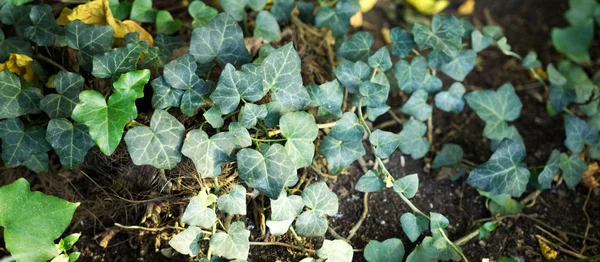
left=333, top=61, right=370, bottom=94
left=237, top=144, right=297, bottom=199
left=168, top=226, right=202, bottom=257
left=356, top=170, right=385, bottom=192
left=400, top=212, right=429, bottom=242
left=210, top=63, right=264, bottom=114
left=552, top=19, right=593, bottom=63
left=255, top=11, right=281, bottom=42
left=220, top=0, right=247, bottom=21
left=156, top=10, right=182, bottom=35
left=394, top=56, right=428, bottom=93
left=389, top=27, right=413, bottom=58
left=182, top=130, right=234, bottom=178
left=330, top=112, right=365, bottom=142
left=189, top=1, right=217, bottom=28
left=398, top=119, right=429, bottom=159
left=239, top=103, right=267, bottom=128
left=401, top=89, right=431, bottom=121
left=0, top=70, right=42, bottom=119
left=369, top=130, right=400, bottom=159
left=441, top=50, right=476, bottom=81
left=412, top=15, right=464, bottom=57
left=319, top=135, right=366, bottom=174
left=217, top=185, right=246, bottom=215
left=364, top=238, right=404, bottom=262
left=337, top=32, right=373, bottom=62
left=40, top=71, right=84, bottom=118
left=368, top=47, right=392, bottom=71
left=393, top=174, right=419, bottom=199
left=130, top=0, right=157, bottom=23
left=65, top=20, right=114, bottom=71
left=190, top=13, right=251, bottom=67
left=431, top=144, right=463, bottom=169
left=46, top=118, right=94, bottom=169
left=559, top=153, right=587, bottom=189
left=25, top=5, right=65, bottom=47
left=317, top=239, right=354, bottom=262
left=471, top=30, right=492, bottom=53
left=181, top=193, right=217, bottom=228
left=0, top=118, right=50, bottom=172
left=464, top=83, right=522, bottom=140
left=538, top=150, right=560, bottom=190
left=434, top=82, right=465, bottom=113
left=209, top=222, right=250, bottom=260
left=564, top=115, right=597, bottom=153
left=204, top=107, right=224, bottom=128
left=295, top=210, right=327, bottom=236
left=280, top=112, right=318, bottom=168
left=522, top=51, right=541, bottom=68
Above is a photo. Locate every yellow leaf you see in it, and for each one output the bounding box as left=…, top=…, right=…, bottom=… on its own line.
left=360, top=0, right=378, bottom=12
left=0, top=53, right=34, bottom=82
left=406, top=0, right=449, bottom=15
left=56, top=0, right=153, bottom=46
left=350, top=11, right=363, bottom=28
left=537, top=238, right=558, bottom=260
left=458, top=0, right=475, bottom=15
left=381, top=27, right=391, bottom=44
left=529, top=67, right=548, bottom=80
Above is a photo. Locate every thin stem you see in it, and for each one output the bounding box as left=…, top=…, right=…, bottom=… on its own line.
left=346, top=192, right=369, bottom=240
left=35, top=54, right=68, bottom=72
left=528, top=68, right=549, bottom=89
left=399, top=193, right=429, bottom=219
left=249, top=241, right=316, bottom=255
left=453, top=228, right=479, bottom=246
left=289, top=226, right=308, bottom=255
left=439, top=228, right=469, bottom=262
left=251, top=137, right=287, bottom=142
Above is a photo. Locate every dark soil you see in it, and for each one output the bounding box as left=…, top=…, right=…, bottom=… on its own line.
left=1, top=0, right=599, bottom=262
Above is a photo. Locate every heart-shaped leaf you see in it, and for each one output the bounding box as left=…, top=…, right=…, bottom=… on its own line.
left=209, top=221, right=250, bottom=260
left=356, top=170, right=385, bottom=192
left=254, top=11, right=281, bottom=42
left=359, top=81, right=389, bottom=107
left=465, top=83, right=522, bottom=140
left=270, top=0, right=295, bottom=21
left=280, top=111, right=318, bottom=168
left=0, top=118, right=51, bottom=172
left=337, top=32, right=373, bottom=62
left=40, top=71, right=84, bottom=118
left=559, top=153, right=587, bottom=189
left=92, top=38, right=147, bottom=79
left=393, top=174, right=419, bottom=199
left=150, top=76, right=184, bottom=109
left=239, top=103, right=267, bottom=128
left=431, top=144, right=463, bottom=169
left=130, top=0, right=157, bottom=23
left=471, top=30, right=492, bottom=53
left=317, top=239, right=354, bottom=262
left=270, top=191, right=304, bottom=221
left=412, top=14, right=464, bottom=57
left=441, top=50, right=476, bottom=81
left=249, top=0, right=267, bottom=11
left=302, top=182, right=339, bottom=216
left=182, top=129, right=234, bottom=178
left=108, top=0, right=132, bottom=20
left=330, top=112, right=365, bottom=142
left=434, top=82, right=465, bottom=113
left=319, top=135, right=366, bottom=174
left=156, top=10, right=182, bottom=35
left=217, top=185, right=247, bottom=215
left=401, top=89, right=432, bottom=121
left=315, top=1, right=357, bottom=37
left=368, top=47, right=392, bottom=71
left=307, top=80, right=344, bottom=120
left=394, top=56, right=428, bottom=94
left=389, top=27, right=414, bottom=58
left=398, top=119, right=429, bottom=159
left=0, top=4, right=33, bottom=36
left=552, top=19, right=593, bottom=63
left=400, top=212, right=429, bottom=242
left=237, top=144, right=297, bottom=199
left=181, top=192, right=217, bottom=228
left=0, top=70, right=42, bottom=120
left=295, top=210, right=327, bottom=236
left=210, top=63, right=264, bottom=114
left=65, top=20, right=114, bottom=71
left=163, top=54, right=212, bottom=116
left=219, top=0, right=246, bottom=21
left=46, top=118, right=95, bottom=169
left=369, top=130, right=400, bottom=159
left=333, top=61, right=371, bottom=94
left=25, top=5, right=65, bottom=47
left=168, top=226, right=202, bottom=257
left=564, top=115, right=598, bottom=153
left=364, top=238, right=405, bottom=262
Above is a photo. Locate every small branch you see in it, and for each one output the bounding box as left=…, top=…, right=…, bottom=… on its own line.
left=453, top=228, right=479, bottom=246
left=519, top=190, right=541, bottom=207
left=35, top=54, right=68, bottom=72
left=398, top=193, right=429, bottom=219
left=346, top=192, right=369, bottom=241
left=114, top=223, right=209, bottom=233
left=267, top=122, right=338, bottom=137
left=289, top=226, right=308, bottom=255
left=580, top=188, right=593, bottom=254
left=251, top=137, right=287, bottom=143
left=439, top=228, right=468, bottom=262
left=327, top=227, right=349, bottom=242
left=249, top=241, right=316, bottom=256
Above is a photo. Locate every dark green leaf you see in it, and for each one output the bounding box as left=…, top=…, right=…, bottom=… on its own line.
left=163, top=54, right=211, bottom=116
left=552, top=19, right=594, bottom=63
left=356, top=170, right=385, bottom=192
left=394, top=56, right=428, bottom=93
left=0, top=118, right=50, bottom=172
left=66, top=20, right=114, bottom=71
left=564, top=115, right=597, bottom=153
left=46, top=118, right=94, bottom=169
left=40, top=71, right=83, bottom=118
left=431, top=144, right=463, bottom=169
left=369, top=130, right=400, bottom=159
left=412, top=15, right=464, bottom=57
left=210, top=63, right=263, bottom=114
left=393, top=174, right=419, bottom=198
left=359, top=81, right=389, bottom=107
left=565, top=0, right=599, bottom=25
left=237, top=144, right=297, bottom=199
left=368, top=47, right=392, bottom=71
left=92, top=39, right=147, bottom=79
left=434, top=82, right=465, bottom=113
left=330, top=112, right=365, bottom=142
left=239, top=103, right=267, bottom=128
left=333, top=61, right=371, bottom=94
left=389, top=27, right=414, bottom=58
left=0, top=4, right=32, bottom=36
left=25, top=5, right=65, bottom=47
left=255, top=11, right=281, bottom=42
left=150, top=76, right=183, bottom=109
left=271, top=0, right=294, bottom=21
left=108, top=0, right=132, bottom=20
left=465, top=83, right=522, bottom=140
left=0, top=70, right=42, bottom=120
left=538, top=150, right=560, bottom=190
left=0, top=36, right=33, bottom=62
left=559, top=153, right=587, bottom=189
left=204, top=107, right=224, bottom=128
left=307, top=80, right=344, bottom=120
left=364, top=238, right=404, bottom=262
left=337, top=32, right=373, bottom=62
left=401, top=89, right=431, bottom=121
left=400, top=213, right=429, bottom=242
left=319, top=135, right=366, bottom=174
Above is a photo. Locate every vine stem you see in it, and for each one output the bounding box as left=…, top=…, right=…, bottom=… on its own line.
left=345, top=192, right=369, bottom=240
left=439, top=228, right=469, bottom=262
left=357, top=97, right=394, bottom=183
left=266, top=122, right=338, bottom=137
left=289, top=226, right=308, bottom=255
left=249, top=241, right=316, bottom=255
left=34, top=54, right=68, bottom=72
left=398, top=193, right=429, bottom=219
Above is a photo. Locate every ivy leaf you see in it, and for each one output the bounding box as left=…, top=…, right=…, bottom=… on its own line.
left=401, top=90, right=432, bottom=122
left=330, top=112, right=365, bottom=142
left=434, top=82, right=465, bottom=113
left=564, top=0, right=599, bottom=25
left=441, top=50, right=476, bottom=81
left=65, top=20, right=114, bottom=71
left=156, top=10, right=182, bottom=35
left=426, top=50, right=453, bottom=69
left=394, top=56, right=428, bottom=93
left=210, top=64, right=264, bottom=114
left=333, top=61, right=371, bottom=94
left=364, top=238, right=405, bottom=262
left=270, top=0, right=295, bottom=21
left=270, top=191, right=304, bottom=221
left=430, top=212, right=449, bottom=240
left=307, top=80, right=344, bottom=120
left=315, top=0, right=358, bottom=36
left=182, top=130, right=234, bottom=178
left=227, top=122, right=252, bottom=149
left=266, top=219, right=294, bottom=236
left=295, top=210, right=328, bottom=236
left=412, top=15, right=464, bottom=57
left=130, top=0, right=157, bottom=23
left=124, top=110, right=185, bottom=169
left=150, top=76, right=183, bottom=109
left=190, top=13, right=251, bottom=68
left=237, top=144, right=297, bottom=199
left=0, top=179, right=78, bottom=262
left=368, top=47, right=392, bottom=71
left=255, top=11, right=281, bottom=42
left=522, top=51, right=541, bottom=68
left=356, top=170, right=385, bottom=192
left=0, top=4, right=33, bottom=36
left=564, top=115, right=598, bottom=153
left=398, top=119, right=429, bottom=159
left=559, top=61, right=595, bottom=103
left=0, top=118, right=51, bottom=172
left=40, top=71, right=84, bottom=118
left=389, top=27, right=414, bottom=58
left=181, top=192, right=218, bottom=228
left=400, top=212, right=429, bottom=242
left=431, top=144, right=463, bottom=169
left=552, top=19, right=593, bottom=63
left=393, top=174, right=419, bottom=198
left=92, top=39, right=147, bottom=79
left=302, top=182, right=339, bottom=216
left=280, top=112, right=318, bottom=168
left=0, top=70, right=42, bottom=120
left=209, top=221, right=250, bottom=261
left=319, top=135, right=366, bottom=174
left=471, top=30, right=492, bottom=53
left=46, top=118, right=94, bottom=169
left=369, top=130, right=400, bottom=159
left=204, top=107, right=224, bottom=128
left=239, top=103, right=267, bottom=128
left=220, top=0, right=247, bottom=21
left=465, top=83, right=522, bottom=140
left=317, top=240, right=354, bottom=262
left=0, top=36, right=34, bottom=62
left=189, top=1, right=217, bottom=28
left=168, top=226, right=202, bottom=257
left=405, top=237, right=438, bottom=262
left=163, top=54, right=211, bottom=116
left=359, top=81, right=389, bottom=107
left=467, top=139, right=529, bottom=197
left=108, top=0, right=132, bottom=20
left=217, top=185, right=246, bottom=215
left=337, top=32, right=373, bottom=62
left=249, top=0, right=267, bottom=11
left=25, top=5, right=65, bottom=47
left=538, top=150, right=561, bottom=190
left=155, top=33, right=185, bottom=58
left=559, top=153, right=587, bottom=189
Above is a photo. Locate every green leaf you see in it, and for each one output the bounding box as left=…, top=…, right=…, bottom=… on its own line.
left=489, top=196, right=523, bottom=215
left=401, top=89, right=432, bottom=122
left=270, top=191, right=304, bottom=221
left=467, top=139, right=529, bottom=197
left=280, top=112, right=318, bottom=168
left=427, top=50, right=452, bottom=69
left=228, top=122, right=252, bottom=149
left=0, top=70, right=42, bottom=120
left=72, top=70, right=149, bottom=155
left=25, top=5, right=65, bottom=47
left=564, top=115, right=598, bottom=153
left=307, top=80, right=344, bottom=120
left=189, top=1, right=218, bottom=28
left=431, top=143, right=463, bottom=169
left=209, top=221, right=250, bottom=260
left=156, top=10, right=182, bottom=35
left=430, top=212, right=449, bottom=239
left=434, top=82, right=465, bottom=113
left=0, top=179, right=78, bottom=262
left=482, top=25, right=503, bottom=39
left=181, top=192, right=217, bottom=228
left=92, top=40, right=147, bottom=79
left=319, top=135, right=366, bottom=174
left=366, top=105, right=391, bottom=121
left=220, top=0, right=247, bottom=21
left=6, top=0, right=32, bottom=5
left=356, top=170, right=385, bottom=192
left=389, top=27, right=414, bottom=58
left=265, top=43, right=310, bottom=112
left=130, top=0, right=157, bottom=23
left=522, top=51, right=541, bottom=68
left=368, top=47, right=392, bottom=71
left=46, top=118, right=94, bottom=169
left=150, top=76, right=183, bottom=109
left=163, top=54, right=211, bottom=116
left=210, top=64, right=264, bottom=114
left=249, top=0, right=267, bottom=11
left=400, top=212, right=429, bottom=242
left=317, top=239, right=354, bottom=262
left=270, top=0, right=295, bottom=21
left=239, top=103, right=267, bottom=128
left=65, top=20, right=114, bottom=71
left=337, top=32, right=373, bottom=62
left=478, top=221, right=497, bottom=240
left=333, top=61, right=370, bottom=94
left=295, top=210, right=328, bottom=236
left=471, top=30, right=492, bottom=53
left=405, top=237, right=438, bottom=262
left=394, top=56, right=428, bottom=93
left=182, top=130, right=234, bottom=178
left=124, top=110, right=185, bottom=169
left=155, top=33, right=185, bottom=59
left=552, top=19, right=594, bottom=63
left=204, top=107, right=224, bottom=128
left=58, top=233, right=81, bottom=253
left=108, top=0, right=132, bottom=20
left=217, top=185, right=246, bottom=215
left=0, top=36, right=33, bottom=62
left=412, top=15, right=464, bottom=57
left=465, top=83, right=522, bottom=140
left=266, top=219, right=294, bottom=236
left=359, top=81, right=389, bottom=107
left=548, top=65, right=567, bottom=87
left=0, top=4, right=32, bottom=36
left=364, top=238, right=404, bottom=262
left=565, top=0, right=599, bottom=25
left=330, top=112, right=365, bottom=142
left=559, top=153, right=587, bottom=189
left=237, top=144, right=297, bottom=199
left=190, top=13, right=251, bottom=68
left=369, top=130, right=400, bottom=159
left=398, top=119, right=429, bottom=159
left=559, top=60, right=595, bottom=103
left=0, top=118, right=50, bottom=172
left=168, top=226, right=202, bottom=257
left=538, top=150, right=561, bottom=190
left=441, top=50, right=476, bottom=81
left=40, top=71, right=84, bottom=118
left=393, top=174, right=419, bottom=199
left=302, top=182, right=339, bottom=216
left=315, top=0, right=358, bottom=36
left=255, top=11, right=281, bottom=42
